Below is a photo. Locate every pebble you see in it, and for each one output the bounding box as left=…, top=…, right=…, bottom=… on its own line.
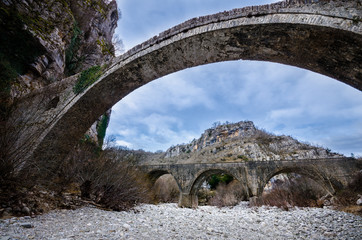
left=0, top=202, right=361, bottom=239
left=19, top=222, right=33, bottom=228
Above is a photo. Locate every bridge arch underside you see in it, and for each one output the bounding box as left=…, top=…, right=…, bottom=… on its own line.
left=33, top=13, right=362, bottom=165
left=180, top=168, right=247, bottom=208
left=190, top=169, right=245, bottom=195
left=147, top=170, right=170, bottom=183
left=147, top=170, right=181, bottom=189
left=259, top=166, right=343, bottom=197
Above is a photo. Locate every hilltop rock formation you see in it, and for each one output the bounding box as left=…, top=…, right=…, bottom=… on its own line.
left=147, top=121, right=343, bottom=164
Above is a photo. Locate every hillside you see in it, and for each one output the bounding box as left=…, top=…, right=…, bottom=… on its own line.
left=142, top=121, right=343, bottom=164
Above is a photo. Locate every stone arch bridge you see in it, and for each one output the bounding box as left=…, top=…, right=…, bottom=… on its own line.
left=139, top=157, right=361, bottom=208
left=10, top=0, right=362, bottom=164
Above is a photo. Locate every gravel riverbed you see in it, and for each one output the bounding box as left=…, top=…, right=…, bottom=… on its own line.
left=1, top=202, right=361, bottom=240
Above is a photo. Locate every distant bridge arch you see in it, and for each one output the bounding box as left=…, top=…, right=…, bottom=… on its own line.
left=259, top=166, right=343, bottom=197
left=147, top=169, right=173, bottom=184
left=188, top=168, right=246, bottom=207
left=139, top=158, right=361, bottom=208
left=146, top=169, right=183, bottom=195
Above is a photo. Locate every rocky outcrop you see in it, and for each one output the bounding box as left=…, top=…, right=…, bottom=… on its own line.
left=158, top=121, right=343, bottom=164
left=2, top=0, right=118, bottom=98
left=0, top=0, right=118, bottom=144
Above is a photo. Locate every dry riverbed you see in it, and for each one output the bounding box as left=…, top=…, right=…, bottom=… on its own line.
left=1, top=202, right=361, bottom=239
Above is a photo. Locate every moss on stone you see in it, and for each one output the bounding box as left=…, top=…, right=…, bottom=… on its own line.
left=73, top=65, right=102, bottom=94
left=96, top=113, right=109, bottom=147
left=65, top=21, right=83, bottom=76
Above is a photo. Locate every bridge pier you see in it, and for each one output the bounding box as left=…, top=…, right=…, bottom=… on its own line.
left=178, top=192, right=198, bottom=208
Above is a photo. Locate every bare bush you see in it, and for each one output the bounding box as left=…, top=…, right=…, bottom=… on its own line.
left=254, top=128, right=275, bottom=143
left=152, top=174, right=179, bottom=203
left=208, top=180, right=245, bottom=207
left=258, top=174, right=327, bottom=209
left=60, top=145, right=152, bottom=211
left=197, top=188, right=215, bottom=206
left=334, top=171, right=362, bottom=206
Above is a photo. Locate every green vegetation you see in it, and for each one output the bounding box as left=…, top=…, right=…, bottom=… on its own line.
left=65, top=21, right=83, bottom=76
left=97, top=113, right=109, bottom=147
left=96, top=38, right=114, bottom=56
left=352, top=15, right=361, bottom=25
left=73, top=65, right=102, bottom=94
left=208, top=173, right=234, bottom=190
left=84, top=0, right=109, bottom=19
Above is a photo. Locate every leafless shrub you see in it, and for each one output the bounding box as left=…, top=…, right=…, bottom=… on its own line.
left=57, top=145, right=152, bottom=211
left=112, top=34, right=124, bottom=57
left=334, top=171, right=362, bottom=206
left=152, top=174, right=179, bottom=203
left=208, top=180, right=245, bottom=207
left=257, top=174, right=327, bottom=210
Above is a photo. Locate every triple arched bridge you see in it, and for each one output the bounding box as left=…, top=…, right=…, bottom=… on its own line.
left=138, top=157, right=361, bottom=208
left=9, top=1, right=362, bottom=167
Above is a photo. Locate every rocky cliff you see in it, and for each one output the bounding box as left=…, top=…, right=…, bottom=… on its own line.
left=0, top=0, right=118, bottom=144
left=146, top=121, right=343, bottom=164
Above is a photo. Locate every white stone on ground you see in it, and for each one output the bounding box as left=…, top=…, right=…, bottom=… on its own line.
left=0, top=202, right=361, bottom=239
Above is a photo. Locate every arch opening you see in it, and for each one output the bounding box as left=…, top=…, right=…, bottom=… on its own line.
left=259, top=169, right=337, bottom=208
left=191, top=169, right=247, bottom=207
left=152, top=174, right=180, bottom=203
left=147, top=170, right=181, bottom=203
left=147, top=170, right=170, bottom=183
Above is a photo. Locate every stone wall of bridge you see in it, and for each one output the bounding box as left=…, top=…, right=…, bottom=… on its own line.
left=139, top=157, right=362, bottom=208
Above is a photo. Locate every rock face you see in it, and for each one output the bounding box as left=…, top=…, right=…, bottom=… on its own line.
left=1, top=0, right=118, bottom=144
left=4, top=0, right=118, bottom=97
left=158, top=121, right=343, bottom=164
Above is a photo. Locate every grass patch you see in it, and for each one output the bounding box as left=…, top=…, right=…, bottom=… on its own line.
left=73, top=65, right=103, bottom=94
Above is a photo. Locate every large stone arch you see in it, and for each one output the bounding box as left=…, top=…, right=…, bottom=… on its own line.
left=147, top=169, right=182, bottom=189
left=258, top=166, right=343, bottom=197
left=191, top=169, right=241, bottom=195
left=182, top=168, right=246, bottom=208
left=25, top=0, right=361, bottom=163
left=146, top=169, right=182, bottom=202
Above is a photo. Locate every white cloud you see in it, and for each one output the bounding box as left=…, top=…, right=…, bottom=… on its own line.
left=268, top=108, right=303, bottom=121
left=139, top=113, right=181, bottom=134
left=116, top=140, right=133, bottom=149
left=110, top=73, right=215, bottom=118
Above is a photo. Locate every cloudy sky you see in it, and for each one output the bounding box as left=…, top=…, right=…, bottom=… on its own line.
left=106, top=0, right=362, bottom=156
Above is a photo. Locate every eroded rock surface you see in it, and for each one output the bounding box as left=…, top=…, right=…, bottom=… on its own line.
left=145, top=121, right=343, bottom=164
